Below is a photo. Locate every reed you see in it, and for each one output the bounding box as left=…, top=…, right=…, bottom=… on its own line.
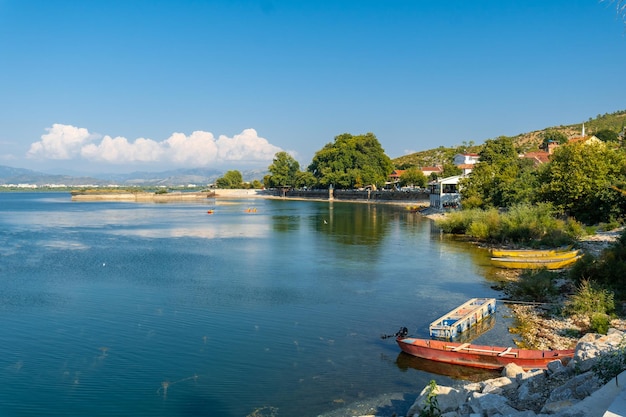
left=435, top=203, right=582, bottom=245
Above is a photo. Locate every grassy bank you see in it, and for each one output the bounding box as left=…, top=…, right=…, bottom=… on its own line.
left=432, top=204, right=626, bottom=349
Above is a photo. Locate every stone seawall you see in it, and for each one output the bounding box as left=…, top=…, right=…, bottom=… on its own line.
left=285, top=189, right=430, bottom=203
left=71, top=191, right=215, bottom=202
left=70, top=188, right=430, bottom=205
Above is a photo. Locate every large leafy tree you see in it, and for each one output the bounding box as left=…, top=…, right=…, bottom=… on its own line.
left=399, top=168, right=427, bottom=188
left=537, top=141, right=626, bottom=224
left=294, top=171, right=317, bottom=189
left=216, top=170, right=244, bottom=189
left=307, top=133, right=393, bottom=189
left=266, top=151, right=300, bottom=188
left=460, top=136, right=536, bottom=209
left=595, top=129, right=619, bottom=142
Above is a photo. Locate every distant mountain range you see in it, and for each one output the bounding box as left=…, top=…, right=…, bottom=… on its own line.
left=0, top=165, right=268, bottom=187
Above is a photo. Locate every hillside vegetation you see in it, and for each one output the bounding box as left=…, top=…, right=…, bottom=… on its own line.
left=392, top=109, right=626, bottom=168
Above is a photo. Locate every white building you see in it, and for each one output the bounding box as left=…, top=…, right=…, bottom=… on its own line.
left=429, top=175, right=462, bottom=210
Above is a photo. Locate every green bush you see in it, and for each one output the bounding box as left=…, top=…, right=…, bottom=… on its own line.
left=570, top=229, right=626, bottom=299
left=565, top=279, right=615, bottom=325
left=418, top=380, right=441, bottom=417
left=592, top=340, right=626, bottom=383
left=435, top=203, right=581, bottom=246
left=509, top=270, right=559, bottom=303
left=590, top=313, right=611, bottom=334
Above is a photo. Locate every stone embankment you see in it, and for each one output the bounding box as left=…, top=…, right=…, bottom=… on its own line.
left=70, top=191, right=214, bottom=202
left=401, top=329, right=626, bottom=417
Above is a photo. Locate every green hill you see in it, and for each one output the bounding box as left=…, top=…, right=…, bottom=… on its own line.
left=392, top=109, right=626, bottom=168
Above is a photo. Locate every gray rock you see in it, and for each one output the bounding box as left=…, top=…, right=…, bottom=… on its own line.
left=517, top=368, right=544, bottom=383
left=569, top=330, right=626, bottom=372
left=517, top=380, right=542, bottom=404
left=407, top=384, right=467, bottom=416
left=502, top=363, right=525, bottom=379
left=547, top=359, right=564, bottom=374
left=482, top=376, right=518, bottom=395
left=540, top=399, right=579, bottom=414
left=501, top=411, right=538, bottom=417
left=468, top=392, right=518, bottom=416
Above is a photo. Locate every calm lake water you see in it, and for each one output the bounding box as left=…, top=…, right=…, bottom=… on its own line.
left=0, top=192, right=515, bottom=417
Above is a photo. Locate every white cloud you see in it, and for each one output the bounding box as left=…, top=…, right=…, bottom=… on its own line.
left=216, top=128, right=282, bottom=162
left=81, top=136, right=164, bottom=163
left=27, top=124, right=283, bottom=167
left=27, top=123, right=96, bottom=159
left=164, top=131, right=219, bottom=164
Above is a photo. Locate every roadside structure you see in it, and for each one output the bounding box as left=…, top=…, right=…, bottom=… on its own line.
left=429, top=175, right=463, bottom=210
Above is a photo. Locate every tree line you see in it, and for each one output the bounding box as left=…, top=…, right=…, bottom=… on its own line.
left=460, top=134, right=626, bottom=225
left=217, top=132, right=397, bottom=191
left=216, top=118, right=626, bottom=227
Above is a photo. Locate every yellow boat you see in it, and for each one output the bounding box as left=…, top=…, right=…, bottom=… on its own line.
left=490, top=255, right=581, bottom=270
left=491, top=246, right=573, bottom=258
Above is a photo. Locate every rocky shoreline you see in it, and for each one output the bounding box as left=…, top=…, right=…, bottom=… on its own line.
left=319, top=222, right=625, bottom=417
left=323, top=330, right=626, bottom=417
left=403, top=329, right=626, bottom=417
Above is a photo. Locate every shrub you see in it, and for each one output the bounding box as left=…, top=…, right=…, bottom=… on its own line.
left=592, top=340, right=626, bottom=383
left=590, top=313, right=611, bottom=334
left=508, top=270, right=559, bottom=303
left=435, top=203, right=580, bottom=246
left=418, top=380, right=441, bottom=417
left=570, top=229, right=626, bottom=299
left=565, top=279, right=615, bottom=333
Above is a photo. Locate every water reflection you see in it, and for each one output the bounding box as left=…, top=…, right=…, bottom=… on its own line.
left=395, top=353, right=500, bottom=382
left=321, top=203, right=395, bottom=246
left=0, top=193, right=515, bottom=417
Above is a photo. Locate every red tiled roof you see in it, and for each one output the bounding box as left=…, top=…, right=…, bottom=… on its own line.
left=522, top=151, right=550, bottom=164
left=389, top=169, right=406, bottom=178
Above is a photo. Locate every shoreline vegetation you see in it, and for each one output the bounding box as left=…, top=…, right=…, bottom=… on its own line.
left=429, top=205, right=626, bottom=350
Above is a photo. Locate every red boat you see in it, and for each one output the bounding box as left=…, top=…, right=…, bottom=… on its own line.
left=393, top=331, right=574, bottom=371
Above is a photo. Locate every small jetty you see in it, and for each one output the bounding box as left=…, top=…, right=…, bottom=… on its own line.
left=71, top=191, right=215, bottom=202
left=429, top=298, right=496, bottom=340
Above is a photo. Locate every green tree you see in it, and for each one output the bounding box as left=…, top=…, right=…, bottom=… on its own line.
left=216, top=170, right=244, bottom=189
left=441, top=162, right=462, bottom=178
left=267, top=151, right=300, bottom=188
left=399, top=167, right=427, bottom=188
left=596, top=129, right=619, bottom=142
left=294, top=171, right=317, bottom=189
left=537, top=141, right=626, bottom=224
left=460, top=136, right=535, bottom=209
left=307, top=133, right=393, bottom=189
left=541, top=129, right=568, bottom=146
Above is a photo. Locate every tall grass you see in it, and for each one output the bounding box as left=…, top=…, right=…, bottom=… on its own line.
left=565, top=279, right=615, bottom=334
left=435, top=203, right=583, bottom=245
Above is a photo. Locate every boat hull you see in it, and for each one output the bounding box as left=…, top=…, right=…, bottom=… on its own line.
left=491, top=255, right=581, bottom=270
left=491, top=246, right=573, bottom=258
left=396, top=337, right=574, bottom=371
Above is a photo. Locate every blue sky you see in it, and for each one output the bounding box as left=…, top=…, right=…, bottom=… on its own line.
left=1, top=0, right=625, bottom=174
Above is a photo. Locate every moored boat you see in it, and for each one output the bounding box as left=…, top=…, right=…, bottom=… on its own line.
left=491, top=246, right=573, bottom=258
left=429, top=298, right=496, bottom=340
left=491, top=255, right=581, bottom=270
left=394, top=333, right=574, bottom=370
